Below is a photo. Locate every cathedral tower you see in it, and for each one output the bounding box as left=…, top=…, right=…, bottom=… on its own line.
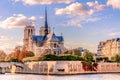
left=23, top=25, right=35, bottom=50
left=39, top=7, right=51, bottom=36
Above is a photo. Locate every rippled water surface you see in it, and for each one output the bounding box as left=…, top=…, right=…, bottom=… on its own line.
left=0, top=73, right=120, bottom=80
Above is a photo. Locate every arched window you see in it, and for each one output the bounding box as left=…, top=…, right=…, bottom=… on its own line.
left=28, top=29, right=30, bottom=36
left=31, top=29, right=33, bottom=35
left=54, top=43, right=57, bottom=48
left=54, top=51, right=56, bottom=54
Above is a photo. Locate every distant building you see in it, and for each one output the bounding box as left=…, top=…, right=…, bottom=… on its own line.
left=97, top=42, right=105, bottom=54
left=23, top=8, right=66, bottom=56
left=97, top=38, right=120, bottom=58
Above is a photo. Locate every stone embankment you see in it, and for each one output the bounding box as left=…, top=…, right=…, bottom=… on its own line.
left=0, top=61, right=120, bottom=75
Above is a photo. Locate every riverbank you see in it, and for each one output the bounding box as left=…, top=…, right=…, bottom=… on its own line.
left=1, top=61, right=120, bottom=75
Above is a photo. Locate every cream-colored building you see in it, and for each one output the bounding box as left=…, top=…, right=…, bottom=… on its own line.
left=23, top=8, right=66, bottom=56
left=97, top=38, right=120, bottom=58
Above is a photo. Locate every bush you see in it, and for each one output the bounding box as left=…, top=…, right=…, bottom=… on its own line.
left=83, top=51, right=93, bottom=62
left=10, top=58, right=19, bottom=62
left=22, top=57, right=42, bottom=62
left=42, top=54, right=84, bottom=61
left=112, top=55, right=120, bottom=62
left=96, top=57, right=109, bottom=62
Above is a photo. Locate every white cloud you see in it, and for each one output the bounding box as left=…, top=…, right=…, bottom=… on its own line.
left=56, top=1, right=105, bottom=28
left=15, top=41, right=23, bottom=45
left=13, top=0, right=19, bottom=2
left=55, top=2, right=94, bottom=16
left=55, top=1, right=106, bottom=16
left=87, top=1, right=106, bottom=11
left=13, top=0, right=74, bottom=5
left=85, top=17, right=101, bottom=22
left=0, top=14, right=37, bottom=29
left=0, top=36, right=15, bottom=54
left=0, top=36, right=13, bottom=41
left=108, top=32, right=120, bottom=36
left=107, top=0, right=120, bottom=9
left=63, top=18, right=82, bottom=27
left=0, top=44, right=14, bottom=54
left=62, top=16, right=101, bottom=27
left=0, top=35, right=23, bottom=54
left=40, top=16, right=44, bottom=19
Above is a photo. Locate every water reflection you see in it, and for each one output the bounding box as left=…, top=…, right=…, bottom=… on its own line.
left=0, top=73, right=120, bottom=80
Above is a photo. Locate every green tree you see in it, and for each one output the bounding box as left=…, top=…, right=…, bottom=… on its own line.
left=74, top=49, right=81, bottom=56
left=43, top=54, right=58, bottom=61
left=10, top=58, right=19, bottom=62
left=96, top=57, right=109, bottom=62
left=18, top=51, right=35, bottom=61
left=113, top=55, right=120, bottom=62
left=42, top=54, right=84, bottom=61
left=26, top=51, right=35, bottom=57
left=83, top=51, right=93, bottom=62
left=63, top=49, right=81, bottom=56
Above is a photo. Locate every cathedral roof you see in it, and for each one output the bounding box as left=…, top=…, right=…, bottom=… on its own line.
left=32, top=36, right=45, bottom=42
left=47, top=32, right=59, bottom=42
left=57, top=36, right=64, bottom=42
left=32, top=33, right=63, bottom=42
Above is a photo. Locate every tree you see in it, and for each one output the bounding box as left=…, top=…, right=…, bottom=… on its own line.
left=10, top=58, right=19, bottom=62
left=74, top=49, right=82, bottom=56
left=83, top=51, right=93, bottom=62
left=0, top=50, right=7, bottom=61
left=26, top=51, right=35, bottom=57
left=63, top=49, right=81, bottom=56
left=18, top=50, right=28, bottom=61
left=96, top=57, right=109, bottom=62
left=18, top=50, right=35, bottom=61
left=5, top=50, right=20, bottom=62
left=112, top=54, right=120, bottom=62
left=42, top=54, right=84, bottom=61
left=43, top=54, right=58, bottom=61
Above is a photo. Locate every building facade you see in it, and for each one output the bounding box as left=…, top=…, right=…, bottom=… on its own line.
left=97, top=38, right=120, bottom=58
left=23, top=9, right=66, bottom=56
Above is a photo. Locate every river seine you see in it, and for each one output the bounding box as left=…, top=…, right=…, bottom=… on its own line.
left=0, top=73, right=120, bottom=80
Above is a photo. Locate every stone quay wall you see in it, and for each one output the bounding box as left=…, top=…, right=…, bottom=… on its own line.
left=1, top=61, right=120, bottom=74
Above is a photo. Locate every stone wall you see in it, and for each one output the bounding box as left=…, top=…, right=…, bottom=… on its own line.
left=1, top=61, right=120, bottom=75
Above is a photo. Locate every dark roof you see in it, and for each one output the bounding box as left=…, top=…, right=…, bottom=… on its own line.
left=32, top=35, right=63, bottom=42
left=47, top=33, right=59, bottom=42
left=57, top=36, right=64, bottom=42
left=32, top=35, right=45, bottom=42
left=116, top=38, right=120, bottom=41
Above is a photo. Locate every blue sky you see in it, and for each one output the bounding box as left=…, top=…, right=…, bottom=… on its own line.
left=0, top=0, right=120, bottom=54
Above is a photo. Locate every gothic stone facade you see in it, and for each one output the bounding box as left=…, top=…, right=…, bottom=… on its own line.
left=23, top=9, right=66, bottom=56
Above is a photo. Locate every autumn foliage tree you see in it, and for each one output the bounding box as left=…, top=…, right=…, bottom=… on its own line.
left=0, top=50, right=7, bottom=61
left=5, top=50, right=35, bottom=62
left=5, top=50, right=20, bottom=61
left=18, top=50, right=28, bottom=61
left=18, top=51, right=34, bottom=61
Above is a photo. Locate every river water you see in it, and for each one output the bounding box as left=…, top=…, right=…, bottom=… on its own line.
left=0, top=73, right=120, bottom=80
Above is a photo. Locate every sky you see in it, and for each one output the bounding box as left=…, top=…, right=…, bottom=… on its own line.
left=0, top=0, right=120, bottom=54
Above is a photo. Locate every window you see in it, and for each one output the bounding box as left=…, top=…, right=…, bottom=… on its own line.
left=57, top=69, right=65, bottom=72
left=54, top=43, right=57, bottom=48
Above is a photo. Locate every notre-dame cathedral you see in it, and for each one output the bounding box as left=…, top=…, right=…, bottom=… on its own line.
left=23, top=8, right=66, bottom=56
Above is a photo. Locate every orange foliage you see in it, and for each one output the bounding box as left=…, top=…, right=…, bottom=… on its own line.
left=18, top=50, right=28, bottom=61
left=5, top=50, right=27, bottom=61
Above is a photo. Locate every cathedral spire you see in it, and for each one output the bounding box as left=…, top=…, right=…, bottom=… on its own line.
left=44, top=7, right=48, bottom=35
